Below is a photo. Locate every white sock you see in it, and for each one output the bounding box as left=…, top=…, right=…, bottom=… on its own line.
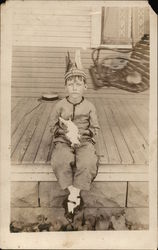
left=68, top=185, right=74, bottom=194
left=68, top=186, right=80, bottom=201
left=67, top=201, right=76, bottom=213
left=67, top=186, right=81, bottom=213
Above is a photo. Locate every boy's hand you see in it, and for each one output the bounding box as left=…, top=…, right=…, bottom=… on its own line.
left=54, top=128, right=68, bottom=137
left=79, top=128, right=99, bottom=137
left=58, top=128, right=68, bottom=135
left=79, top=129, right=91, bottom=136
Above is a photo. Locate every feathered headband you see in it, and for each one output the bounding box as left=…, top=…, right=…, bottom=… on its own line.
left=65, top=50, right=86, bottom=82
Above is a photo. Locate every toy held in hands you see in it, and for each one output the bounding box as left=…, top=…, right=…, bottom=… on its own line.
left=59, top=117, right=81, bottom=147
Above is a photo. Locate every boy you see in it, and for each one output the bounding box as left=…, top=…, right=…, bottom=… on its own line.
left=50, top=50, right=100, bottom=219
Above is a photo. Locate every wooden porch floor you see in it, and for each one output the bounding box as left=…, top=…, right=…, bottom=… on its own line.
left=11, top=94, right=149, bottom=171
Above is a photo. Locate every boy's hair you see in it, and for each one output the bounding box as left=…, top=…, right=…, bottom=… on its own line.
left=65, top=74, right=87, bottom=85
left=65, top=51, right=86, bottom=84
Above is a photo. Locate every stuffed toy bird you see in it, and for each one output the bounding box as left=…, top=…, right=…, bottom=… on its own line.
left=59, top=117, right=81, bottom=147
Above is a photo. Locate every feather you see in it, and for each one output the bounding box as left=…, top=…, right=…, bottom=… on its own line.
left=65, top=51, right=73, bottom=73
left=75, top=49, right=83, bottom=70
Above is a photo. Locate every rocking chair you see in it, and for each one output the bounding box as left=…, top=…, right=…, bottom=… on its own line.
left=89, top=34, right=149, bottom=93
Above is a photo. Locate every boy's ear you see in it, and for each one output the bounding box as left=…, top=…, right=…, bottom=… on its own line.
left=64, top=82, right=67, bottom=88
left=84, top=83, right=88, bottom=90
left=64, top=85, right=68, bottom=92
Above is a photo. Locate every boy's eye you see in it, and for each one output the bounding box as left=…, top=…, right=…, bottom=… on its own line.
left=67, top=76, right=84, bottom=82
left=68, top=76, right=73, bottom=81
left=67, top=83, right=73, bottom=87
left=77, top=76, right=83, bottom=81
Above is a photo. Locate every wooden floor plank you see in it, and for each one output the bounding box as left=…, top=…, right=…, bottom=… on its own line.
left=34, top=102, right=57, bottom=164
left=22, top=103, right=53, bottom=164
left=127, top=99, right=149, bottom=114
left=11, top=103, right=45, bottom=164
left=11, top=97, right=28, bottom=121
left=11, top=97, right=35, bottom=136
left=117, top=101, right=149, bottom=154
left=109, top=100, right=148, bottom=164
left=11, top=100, right=38, bottom=155
left=121, top=100, right=149, bottom=144
left=117, top=100, right=149, bottom=158
left=88, top=98, right=106, bottom=157
left=130, top=102, right=149, bottom=126
left=11, top=99, right=42, bottom=153
left=102, top=99, right=134, bottom=164
left=92, top=99, right=109, bottom=163
left=95, top=99, right=121, bottom=164
left=11, top=97, right=22, bottom=112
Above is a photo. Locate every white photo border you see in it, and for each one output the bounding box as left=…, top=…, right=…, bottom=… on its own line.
left=0, top=1, right=157, bottom=249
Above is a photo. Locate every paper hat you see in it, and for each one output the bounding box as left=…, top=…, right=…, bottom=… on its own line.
left=65, top=50, right=86, bottom=82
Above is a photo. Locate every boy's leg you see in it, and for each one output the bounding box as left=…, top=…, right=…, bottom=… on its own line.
left=51, top=142, right=74, bottom=190
left=51, top=142, right=81, bottom=216
left=74, top=142, right=98, bottom=191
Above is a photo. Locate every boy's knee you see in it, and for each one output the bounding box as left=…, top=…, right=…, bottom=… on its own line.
left=51, top=155, right=74, bottom=169
left=51, top=143, right=74, bottom=166
left=51, top=156, right=60, bottom=168
left=77, top=157, right=98, bottom=174
left=80, top=153, right=97, bottom=167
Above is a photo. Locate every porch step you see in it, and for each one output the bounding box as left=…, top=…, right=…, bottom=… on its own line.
left=11, top=164, right=148, bottom=182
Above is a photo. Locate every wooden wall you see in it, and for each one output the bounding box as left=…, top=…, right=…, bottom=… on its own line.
left=12, top=46, right=132, bottom=97
left=12, top=47, right=95, bottom=97
left=11, top=4, right=94, bottom=97
left=12, top=5, right=91, bottom=48
left=11, top=3, right=149, bottom=97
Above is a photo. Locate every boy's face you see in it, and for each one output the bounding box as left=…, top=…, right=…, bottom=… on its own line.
left=66, top=75, right=87, bottom=99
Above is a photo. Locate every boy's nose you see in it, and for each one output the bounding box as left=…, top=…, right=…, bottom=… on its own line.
left=73, top=82, right=77, bottom=90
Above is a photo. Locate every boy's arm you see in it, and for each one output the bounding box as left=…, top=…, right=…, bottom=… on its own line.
left=48, top=102, right=61, bottom=138
left=48, top=102, right=68, bottom=138
left=88, top=104, right=100, bottom=137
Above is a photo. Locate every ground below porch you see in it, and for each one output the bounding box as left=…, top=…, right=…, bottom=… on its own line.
left=11, top=178, right=149, bottom=231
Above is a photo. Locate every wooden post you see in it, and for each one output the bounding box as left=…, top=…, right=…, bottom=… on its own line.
left=90, top=6, right=102, bottom=48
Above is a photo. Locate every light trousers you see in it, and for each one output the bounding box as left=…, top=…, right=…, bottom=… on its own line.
left=51, top=141, right=98, bottom=191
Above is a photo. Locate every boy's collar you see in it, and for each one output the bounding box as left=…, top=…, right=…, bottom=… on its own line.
left=66, top=96, right=84, bottom=105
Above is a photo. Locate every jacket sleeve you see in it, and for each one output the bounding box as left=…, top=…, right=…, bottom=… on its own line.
left=89, top=103, right=100, bottom=136
left=48, top=102, right=61, bottom=138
